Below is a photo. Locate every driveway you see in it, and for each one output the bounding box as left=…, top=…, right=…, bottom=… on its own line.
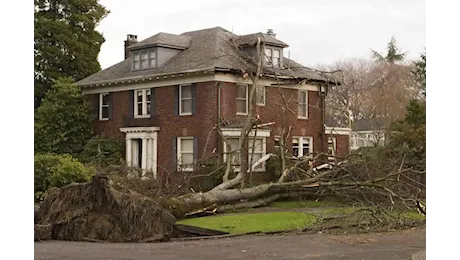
left=35, top=228, right=425, bottom=260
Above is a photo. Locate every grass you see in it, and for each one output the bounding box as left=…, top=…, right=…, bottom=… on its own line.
left=269, top=200, right=344, bottom=209
left=177, top=211, right=317, bottom=235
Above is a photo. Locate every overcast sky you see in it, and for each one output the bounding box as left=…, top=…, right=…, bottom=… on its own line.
left=97, top=0, right=425, bottom=70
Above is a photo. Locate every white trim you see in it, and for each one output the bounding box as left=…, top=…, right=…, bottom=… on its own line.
left=256, top=86, right=266, bottom=106
left=99, top=93, right=109, bottom=120
left=177, top=136, right=194, bottom=172
left=297, top=90, right=308, bottom=119
left=236, top=84, right=248, bottom=115
left=248, top=136, right=267, bottom=172
left=179, top=84, right=192, bottom=116
left=351, top=130, right=386, bottom=134
left=327, top=136, right=337, bottom=159
left=81, top=73, right=320, bottom=95
left=325, top=127, right=352, bottom=136
left=120, top=127, right=160, bottom=178
left=120, top=127, right=160, bottom=133
left=134, top=89, right=151, bottom=118
left=292, top=136, right=313, bottom=158
left=221, top=128, right=270, bottom=172
left=221, top=128, right=271, bottom=137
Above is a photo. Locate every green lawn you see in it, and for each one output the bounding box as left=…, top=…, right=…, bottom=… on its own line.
left=177, top=212, right=317, bottom=234
left=269, top=200, right=344, bottom=209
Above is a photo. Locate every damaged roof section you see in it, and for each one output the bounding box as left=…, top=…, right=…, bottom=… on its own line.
left=77, top=26, right=336, bottom=87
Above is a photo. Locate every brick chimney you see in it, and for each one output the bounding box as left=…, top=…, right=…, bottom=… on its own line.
left=124, top=34, right=138, bottom=59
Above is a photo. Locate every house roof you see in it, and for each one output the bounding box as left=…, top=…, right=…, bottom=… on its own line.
left=236, top=33, right=289, bottom=48
left=126, top=32, right=191, bottom=50
left=77, top=26, right=330, bottom=87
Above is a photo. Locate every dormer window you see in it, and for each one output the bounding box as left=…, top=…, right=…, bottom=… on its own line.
left=264, top=47, right=281, bottom=67
left=133, top=49, right=156, bottom=70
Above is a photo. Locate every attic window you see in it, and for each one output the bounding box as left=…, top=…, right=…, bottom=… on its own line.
left=133, top=49, right=156, bottom=70
left=264, top=47, right=281, bottom=67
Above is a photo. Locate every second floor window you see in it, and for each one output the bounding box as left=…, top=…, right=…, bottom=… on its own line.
left=256, top=86, right=266, bottom=106
left=134, top=89, right=151, bottom=118
left=99, top=93, right=110, bottom=120
left=180, top=85, right=192, bottom=115
left=298, top=90, right=308, bottom=119
left=133, top=49, right=156, bottom=70
left=236, top=84, right=248, bottom=115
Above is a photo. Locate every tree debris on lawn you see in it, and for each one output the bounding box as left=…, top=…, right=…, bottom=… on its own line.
left=35, top=175, right=176, bottom=242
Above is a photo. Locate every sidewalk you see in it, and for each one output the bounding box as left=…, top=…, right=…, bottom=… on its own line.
left=412, top=250, right=426, bottom=260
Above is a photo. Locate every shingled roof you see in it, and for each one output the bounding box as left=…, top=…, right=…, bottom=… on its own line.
left=77, top=26, right=330, bottom=87
left=126, top=32, right=191, bottom=50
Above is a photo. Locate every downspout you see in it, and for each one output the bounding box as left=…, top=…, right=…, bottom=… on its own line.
left=217, top=81, right=222, bottom=165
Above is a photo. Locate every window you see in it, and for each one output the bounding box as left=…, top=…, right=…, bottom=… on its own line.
left=273, top=49, right=280, bottom=67
left=224, top=137, right=241, bottom=168
left=328, top=137, right=337, bottom=160
left=177, top=137, right=194, bottom=171
left=134, top=89, right=151, bottom=118
left=179, top=85, right=192, bottom=115
left=264, top=47, right=281, bottom=67
left=133, top=49, right=156, bottom=70
left=292, top=137, right=313, bottom=158
left=274, top=136, right=280, bottom=154
left=256, top=86, right=266, bottom=106
left=249, top=137, right=265, bottom=171
left=99, top=93, right=109, bottom=120
left=298, top=90, right=308, bottom=119
left=236, top=84, right=248, bottom=115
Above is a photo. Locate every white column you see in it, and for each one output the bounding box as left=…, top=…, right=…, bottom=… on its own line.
left=146, top=138, right=152, bottom=172
left=125, top=138, right=132, bottom=166
left=153, top=136, right=158, bottom=179
left=141, top=138, right=147, bottom=174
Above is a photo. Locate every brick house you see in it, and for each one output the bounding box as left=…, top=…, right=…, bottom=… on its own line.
left=76, top=26, right=349, bottom=182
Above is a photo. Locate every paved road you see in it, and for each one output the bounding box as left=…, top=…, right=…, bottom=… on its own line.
left=35, top=228, right=425, bottom=260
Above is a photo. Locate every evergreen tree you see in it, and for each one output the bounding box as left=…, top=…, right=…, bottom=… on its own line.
left=412, top=50, right=426, bottom=95
left=371, top=36, right=407, bottom=64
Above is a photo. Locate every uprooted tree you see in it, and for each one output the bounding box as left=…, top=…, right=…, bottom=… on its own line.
left=36, top=34, right=426, bottom=242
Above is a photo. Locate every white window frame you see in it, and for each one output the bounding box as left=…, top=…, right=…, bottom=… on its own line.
left=133, top=49, right=156, bottom=70
left=236, top=84, right=248, bottom=115
left=99, top=93, right=109, bottom=120
left=179, top=84, right=193, bottom=116
left=134, top=89, right=151, bottom=118
left=221, top=128, right=270, bottom=172
left=177, top=137, right=194, bottom=172
left=327, top=136, right=337, bottom=160
left=298, top=90, right=308, bottom=119
left=222, top=137, right=242, bottom=171
left=264, top=47, right=282, bottom=67
left=256, top=86, right=266, bottom=106
left=248, top=137, right=266, bottom=172
left=292, top=136, right=313, bottom=158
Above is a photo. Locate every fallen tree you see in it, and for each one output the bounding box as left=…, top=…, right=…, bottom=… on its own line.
left=35, top=175, right=175, bottom=242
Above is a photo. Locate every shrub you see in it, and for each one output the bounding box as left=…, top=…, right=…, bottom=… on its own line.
left=34, top=153, right=95, bottom=202
left=79, top=136, right=124, bottom=167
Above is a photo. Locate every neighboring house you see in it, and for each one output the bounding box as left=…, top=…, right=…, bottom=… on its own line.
left=325, top=126, right=351, bottom=160
left=349, top=118, right=387, bottom=150
left=76, top=26, right=346, bottom=182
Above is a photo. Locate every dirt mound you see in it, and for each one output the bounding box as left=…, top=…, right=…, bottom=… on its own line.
left=36, top=175, right=176, bottom=242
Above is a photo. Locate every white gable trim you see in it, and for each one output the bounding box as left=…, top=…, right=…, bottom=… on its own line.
left=325, top=127, right=351, bottom=136
left=81, top=73, right=321, bottom=95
